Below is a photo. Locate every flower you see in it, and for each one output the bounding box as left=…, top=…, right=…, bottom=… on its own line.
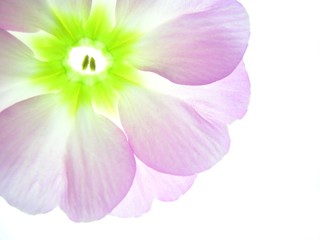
left=0, top=0, right=250, bottom=222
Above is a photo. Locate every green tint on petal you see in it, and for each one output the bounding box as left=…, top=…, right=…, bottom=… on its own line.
left=48, top=7, right=87, bottom=44
left=11, top=2, right=143, bottom=117
left=83, top=3, right=114, bottom=41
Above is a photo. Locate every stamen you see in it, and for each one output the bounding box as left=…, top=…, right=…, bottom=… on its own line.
left=67, top=45, right=110, bottom=76
left=82, top=55, right=89, bottom=70
left=90, top=57, right=96, bottom=71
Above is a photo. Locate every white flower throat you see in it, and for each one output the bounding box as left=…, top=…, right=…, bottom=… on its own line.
left=68, top=46, right=109, bottom=75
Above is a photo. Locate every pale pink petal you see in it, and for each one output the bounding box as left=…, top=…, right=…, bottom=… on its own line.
left=0, top=0, right=92, bottom=32
left=0, top=95, right=72, bottom=214
left=0, top=30, right=49, bottom=112
left=111, top=159, right=196, bottom=217
left=0, top=83, right=53, bottom=114
left=129, top=0, right=249, bottom=85
left=177, top=62, right=250, bottom=124
left=60, top=107, right=136, bottom=222
left=47, top=0, right=92, bottom=16
left=136, top=62, right=250, bottom=124
left=0, top=29, right=36, bottom=80
left=116, top=0, right=215, bottom=31
left=119, top=87, right=230, bottom=176
left=0, top=0, right=50, bottom=31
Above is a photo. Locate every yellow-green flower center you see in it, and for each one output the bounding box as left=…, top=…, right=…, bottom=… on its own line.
left=12, top=4, right=142, bottom=116
left=62, top=38, right=114, bottom=87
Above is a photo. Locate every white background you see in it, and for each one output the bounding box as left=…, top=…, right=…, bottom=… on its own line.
left=1, top=0, right=320, bottom=239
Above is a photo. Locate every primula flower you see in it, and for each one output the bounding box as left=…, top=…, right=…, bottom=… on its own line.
left=0, top=0, right=250, bottom=222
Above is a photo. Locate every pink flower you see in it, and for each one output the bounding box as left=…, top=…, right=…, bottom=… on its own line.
left=0, top=0, right=250, bottom=222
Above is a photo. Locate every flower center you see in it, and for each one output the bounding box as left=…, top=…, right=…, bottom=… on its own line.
left=68, top=46, right=108, bottom=75
left=12, top=3, right=143, bottom=116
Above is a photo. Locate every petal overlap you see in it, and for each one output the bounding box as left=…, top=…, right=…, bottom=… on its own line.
left=119, top=87, right=230, bottom=176
left=0, top=0, right=93, bottom=32
left=175, top=62, right=250, bottom=124
left=137, top=62, right=250, bottom=124
left=111, top=160, right=196, bottom=217
left=128, top=0, right=249, bottom=85
left=60, top=107, right=136, bottom=222
left=0, top=0, right=250, bottom=222
left=0, top=95, right=71, bottom=214
left=0, top=30, right=49, bottom=112
left=0, top=29, right=36, bottom=82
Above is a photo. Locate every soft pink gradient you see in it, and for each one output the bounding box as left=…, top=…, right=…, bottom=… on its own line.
left=115, top=0, right=236, bottom=32
left=119, top=86, right=230, bottom=176
left=128, top=0, right=249, bottom=85
left=60, top=107, right=136, bottom=222
left=0, top=0, right=48, bottom=32
left=111, top=160, right=196, bottom=217
left=0, top=30, right=48, bottom=112
left=0, top=0, right=92, bottom=32
left=113, top=61, right=249, bottom=216
left=0, top=0, right=250, bottom=221
left=174, top=61, right=250, bottom=124
left=0, top=95, right=70, bottom=214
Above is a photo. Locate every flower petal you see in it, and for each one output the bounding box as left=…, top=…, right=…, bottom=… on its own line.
left=60, top=107, right=136, bottom=222
left=176, top=62, right=250, bottom=124
left=92, top=0, right=116, bottom=23
left=0, top=0, right=49, bottom=31
left=138, top=61, right=250, bottom=124
left=111, top=159, right=196, bottom=217
left=44, top=0, right=93, bottom=39
left=0, top=29, right=35, bottom=79
left=47, top=0, right=92, bottom=17
left=0, top=95, right=72, bottom=214
left=0, top=30, right=48, bottom=112
left=0, top=83, right=52, bottom=114
left=119, top=87, right=230, bottom=176
left=129, top=0, right=249, bottom=85
left=116, top=0, right=214, bottom=31
left=46, top=0, right=92, bottom=29
left=0, top=0, right=92, bottom=32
